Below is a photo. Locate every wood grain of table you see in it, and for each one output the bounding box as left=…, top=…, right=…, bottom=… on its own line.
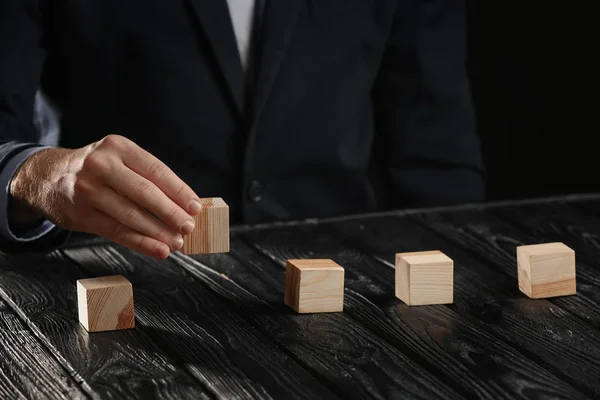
left=1, top=194, right=600, bottom=399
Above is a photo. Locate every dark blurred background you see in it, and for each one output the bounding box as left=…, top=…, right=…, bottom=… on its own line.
left=466, top=2, right=592, bottom=202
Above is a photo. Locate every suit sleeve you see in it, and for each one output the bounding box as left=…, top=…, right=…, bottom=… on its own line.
left=373, top=0, right=486, bottom=208
left=0, top=0, right=70, bottom=253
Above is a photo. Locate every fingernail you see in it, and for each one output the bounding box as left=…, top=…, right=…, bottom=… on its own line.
left=172, top=235, right=184, bottom=250
left=156, top=243, right=170, bottom=258
left=188, top=199, right=202, bottom=214
left=181, top=220, right=195, bottom=235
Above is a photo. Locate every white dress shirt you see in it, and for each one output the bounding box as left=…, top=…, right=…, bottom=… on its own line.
left=225, top=0, right=257, bottom=71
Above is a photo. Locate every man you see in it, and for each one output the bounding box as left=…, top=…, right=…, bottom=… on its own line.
left=0, top=0, right=485, bottom=259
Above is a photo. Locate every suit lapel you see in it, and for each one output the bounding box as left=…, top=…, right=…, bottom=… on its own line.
left=186, top=0, right=245, bottom=116
left=250, top=0, right=303, bottom=124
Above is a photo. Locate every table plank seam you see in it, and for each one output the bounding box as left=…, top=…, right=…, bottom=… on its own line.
left=65, top=245, right=341, bottom=400
left=0, top=298, right=88, bottom=400
left=0, top=286, right=95, bottom=400
left=59, top=249, right=226, bottom=400
left=409, top=215, right=599, bottom=398
left=169, top=251, right=350, bottom=400
left=236, top=236, right=467, bottom=400
left=317, top=224, right=590, bottom=400
left=229, top=193, right=600, bottom=234
left=486, top=206, right=600, bottom=328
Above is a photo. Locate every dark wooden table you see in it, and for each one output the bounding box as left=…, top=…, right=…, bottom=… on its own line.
left=2, top=194, right=600, bottom=400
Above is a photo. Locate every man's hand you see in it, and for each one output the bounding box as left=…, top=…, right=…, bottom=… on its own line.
left=9, top=135, right=202, bottom=259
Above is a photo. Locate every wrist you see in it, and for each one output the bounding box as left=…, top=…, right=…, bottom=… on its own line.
left=0, top=146, right=57, bottom=241
left=8, top=147, right=54, bottom=227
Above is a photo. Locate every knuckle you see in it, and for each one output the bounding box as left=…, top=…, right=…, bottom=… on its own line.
left=175, top=183, right=188, bottom=198
left=124, top=207, right=139, bottom=224
left=166, top=206, right=180, bottom=222
left=154, top=227, right=169, bottom=242
left=134, top=180, right=153, bottom=198
left=135, top=235, right=146, bottom=251
left=83, top=153, right=110, bottom=174
left=147, top=161, right=167, bottom=180
left=98, top=134, right=131, bottom=154
left=101, top=134, right=123, bottom=148
left=113, top=223, right=128, bottom=241
left=73, top=178, right=94, bottom=198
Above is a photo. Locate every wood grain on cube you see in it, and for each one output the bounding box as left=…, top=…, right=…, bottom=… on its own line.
left=77, top=275, right=135, bottom=332
left=284, top=259, right=344, bottom=313
left=182, top=197, right=229, bottom=254
left=395, top=250, right=453, bottom=306
left=517, top=242, right=576, bottom=298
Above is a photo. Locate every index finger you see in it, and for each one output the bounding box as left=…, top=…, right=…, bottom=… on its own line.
left=121, top=141, right=202, bottom=215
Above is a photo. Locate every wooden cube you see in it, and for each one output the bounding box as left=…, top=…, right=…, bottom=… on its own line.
left=284, top=259, right=344, bottom=313
left=77, top=275, right=135, bottom=332
left=182, top=197, right=229, bottom=254
left=395, top=250, right=453, bottom=306
left=517, top=242, right=576, bottom=298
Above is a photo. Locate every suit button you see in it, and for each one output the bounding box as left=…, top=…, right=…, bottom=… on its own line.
left=248, top=180, right=262, bottom=202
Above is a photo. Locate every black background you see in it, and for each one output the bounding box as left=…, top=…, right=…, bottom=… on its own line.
left=466, top=2, right=593, bottom=201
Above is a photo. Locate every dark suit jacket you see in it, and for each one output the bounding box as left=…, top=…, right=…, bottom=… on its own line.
left=0, top=0, right=485, bottom=251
